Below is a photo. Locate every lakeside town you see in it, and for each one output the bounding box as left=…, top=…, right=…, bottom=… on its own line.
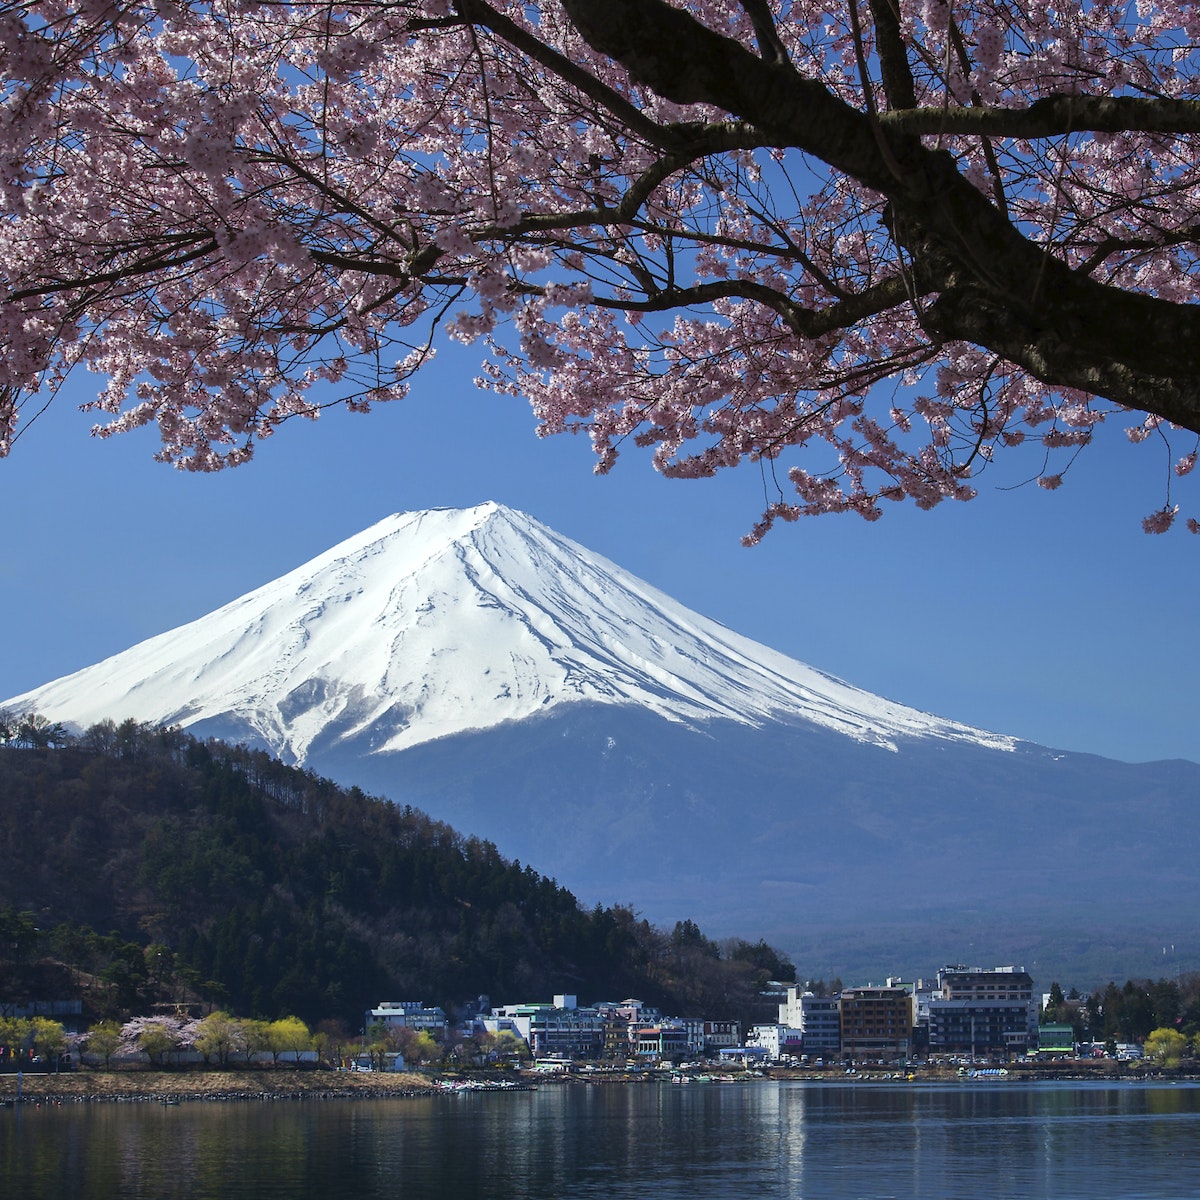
left=369, top=964, right=1172, bottom=1070
left=4, top=963, right=1197, bottom=1090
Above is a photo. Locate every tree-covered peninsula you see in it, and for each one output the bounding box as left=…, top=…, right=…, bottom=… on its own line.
left=0, top=720, right=792, bottom=1030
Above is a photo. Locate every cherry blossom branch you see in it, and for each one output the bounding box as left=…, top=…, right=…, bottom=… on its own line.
left=9, top=0, right=1200, bottom=532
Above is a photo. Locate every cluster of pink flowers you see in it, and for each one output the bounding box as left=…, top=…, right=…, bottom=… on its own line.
left=1, top=0, right=1199, bottom=532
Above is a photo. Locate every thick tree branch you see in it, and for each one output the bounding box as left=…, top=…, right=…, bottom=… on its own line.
left=925, top=287, right=1196, bottom=427
left=559, top=0, right=897, bottom=186
left=585, top=272, right=920, bottom=342
left=880, top=94, right=1200, bottom=139
left=867, top=0, right=917, bottom=111
left=737, top=0, right=790, bottom=65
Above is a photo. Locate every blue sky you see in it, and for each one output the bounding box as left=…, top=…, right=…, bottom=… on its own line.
left=3, top=340, right=1198, bottom=764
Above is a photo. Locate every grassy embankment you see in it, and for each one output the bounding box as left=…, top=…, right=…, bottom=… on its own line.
left=0, top=1068, right=438, bottom=1105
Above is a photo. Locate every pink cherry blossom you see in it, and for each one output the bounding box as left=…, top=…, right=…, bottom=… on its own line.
left=3, top=0, right=1200, bottom=533
left=1143, top=505, right=1179, bottom=534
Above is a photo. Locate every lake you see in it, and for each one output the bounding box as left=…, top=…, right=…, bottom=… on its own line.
left=4, top=1078, right=1199, bottom=1199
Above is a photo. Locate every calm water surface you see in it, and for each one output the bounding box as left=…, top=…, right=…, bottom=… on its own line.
left=4, top=1079, right=1198, bottom=1199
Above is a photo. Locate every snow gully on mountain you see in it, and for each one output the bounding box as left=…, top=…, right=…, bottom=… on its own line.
left=4, top=502, right=1015, bottom=760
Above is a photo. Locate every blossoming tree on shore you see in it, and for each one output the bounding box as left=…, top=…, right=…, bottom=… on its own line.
left=6, top=0, right=1200, bottom=533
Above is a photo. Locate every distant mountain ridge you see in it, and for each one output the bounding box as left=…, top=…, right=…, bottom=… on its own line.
left=7, top=503, right=1199, bottom=985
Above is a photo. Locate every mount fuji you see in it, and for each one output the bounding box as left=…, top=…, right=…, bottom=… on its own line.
left=9, top=502, right=1199, bottom=982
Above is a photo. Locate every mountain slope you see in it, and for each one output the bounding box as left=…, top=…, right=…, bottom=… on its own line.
left=327, top=702, right=1200, bottom=980
left=5, top=502, right=1014, bottom=760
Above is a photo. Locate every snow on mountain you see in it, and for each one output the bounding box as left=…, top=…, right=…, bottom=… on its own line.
left=5, top=501, right=1015, bottom=760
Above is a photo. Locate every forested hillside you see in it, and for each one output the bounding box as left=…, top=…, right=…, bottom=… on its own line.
left=0, top=721, right=791, bottom=1029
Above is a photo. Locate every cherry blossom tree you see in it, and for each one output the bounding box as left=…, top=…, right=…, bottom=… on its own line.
left=119, top=1014, right=186, bottom=1065
left=5, top=0, right=1200, bottom=534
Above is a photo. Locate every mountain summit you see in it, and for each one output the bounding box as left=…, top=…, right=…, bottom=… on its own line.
left=7, top=503, right=1199, bottom=983
left=7, top=501, right=1013, bottom=761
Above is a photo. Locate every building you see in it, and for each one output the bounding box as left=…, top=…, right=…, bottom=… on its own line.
left=802, top=995, right=843, bottom=1058
left=937, top=965, right=1035, bottom=1006
left=475, top=994, right=741, bottom=1062
left=778, top=986, right=843, bottom=1058
left=927, top=966, right=1037, bottom=1058
left=679, top=1017, right=707, bottom=1058
left=634, top=1024, right=691, bottom=1060
left=365, top=1001, right=449, bottom=1040
left=747, top=1023, right=803, bottom=1059
left=1036, top=1024, right=1076, bottom=1056
left=701, top=1019, right=741, bottom=1054
left=591, top=999, right=663, bottom=1060
left=593, top=999, right=662, bottom=1025
left=482, top=994, right=605, bottom=1059
left=839, top=987, right=912, bottom=1060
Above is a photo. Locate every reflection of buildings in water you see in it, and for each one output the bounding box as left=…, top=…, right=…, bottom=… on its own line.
left=596, top=1072, right=803, bottom=1182
left=484, top=1086, right=568, bottom=1191
left=776, top=1083, right=809, bottom=1194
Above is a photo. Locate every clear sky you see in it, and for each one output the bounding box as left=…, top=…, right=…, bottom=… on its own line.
left=3, top=340, right=1198, bottom=764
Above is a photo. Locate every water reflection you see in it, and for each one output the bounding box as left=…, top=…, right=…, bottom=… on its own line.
left=3, top=1081, right=1198, bottom=1199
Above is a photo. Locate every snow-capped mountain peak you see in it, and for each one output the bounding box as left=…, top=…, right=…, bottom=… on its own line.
left=5, top=502, right=1015, bottom=760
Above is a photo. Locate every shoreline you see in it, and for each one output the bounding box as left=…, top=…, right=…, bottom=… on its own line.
left=3, top=1062, right=1194, bottom=1107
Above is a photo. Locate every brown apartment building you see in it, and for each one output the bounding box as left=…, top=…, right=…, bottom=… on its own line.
left=839, top=986, right=912, bottom=1061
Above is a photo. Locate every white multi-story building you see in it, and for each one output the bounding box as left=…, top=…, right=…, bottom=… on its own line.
left=480, top=994, right=605, bottom=1059
left=475, top=994, right=743, bottom=1062
left=778, top=986, right=842, bottom=1057
left=747, top=1023, right=803, bottom=1059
